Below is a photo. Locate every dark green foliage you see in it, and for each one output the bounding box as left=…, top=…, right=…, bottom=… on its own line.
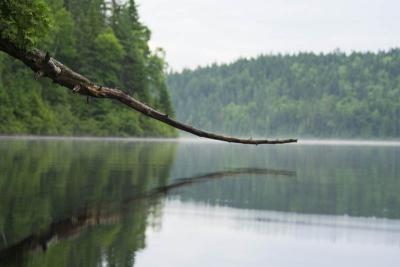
left=0, top=0, right=51, bottom=48
left=168, top=51, right=400, bottom=138
left=0, top=0, right=176, bottom=137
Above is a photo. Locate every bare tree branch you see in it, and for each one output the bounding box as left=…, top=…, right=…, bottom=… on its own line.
left=0, top=37, right=297, bottom=144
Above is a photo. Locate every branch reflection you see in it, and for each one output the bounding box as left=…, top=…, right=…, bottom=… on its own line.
left=0, top=167, right=294, bottom=265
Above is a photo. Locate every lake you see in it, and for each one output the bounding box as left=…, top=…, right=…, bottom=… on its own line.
left=0, top=137, right=399, bottom=266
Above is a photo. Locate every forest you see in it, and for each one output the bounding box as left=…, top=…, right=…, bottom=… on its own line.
left=0, top=0, right=176, bottom=137
left=168, top=50, right=400, bottom=138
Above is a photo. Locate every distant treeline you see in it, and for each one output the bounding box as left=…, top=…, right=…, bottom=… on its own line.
left=168, top=50, right=400, bottom=138
left=0, top=0, right=176, bottom=137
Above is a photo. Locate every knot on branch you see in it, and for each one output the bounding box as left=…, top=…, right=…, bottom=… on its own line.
left=43, top=52, right=61, bottom=76
left=72, top=85, right=81, bottom=93
left=48, top=61, right=61, bottom=76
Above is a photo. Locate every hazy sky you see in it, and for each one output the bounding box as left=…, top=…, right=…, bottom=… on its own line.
left=137, top=0, right=400, bottom=70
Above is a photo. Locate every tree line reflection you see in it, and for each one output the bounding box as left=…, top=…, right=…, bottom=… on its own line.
left=1, top=140, right=399, bottom=267
left=0, top=139, right=294, bottom=266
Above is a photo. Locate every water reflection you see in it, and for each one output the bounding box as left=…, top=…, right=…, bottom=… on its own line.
left=0, top=139, right=176, bottom=266
left=153, top=168, right=295, bottom=195
left=170, top=142, right=400, bottom=218
left=0, top=139, right=399, bottom=267
left=0, top=166, right=292, bottom=266
left=136, top=201, right=400, bottom=267
left=0, top=139, right=295, bottom=266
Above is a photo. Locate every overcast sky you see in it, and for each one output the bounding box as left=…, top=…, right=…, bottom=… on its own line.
left=137, top=0, right=400, bottom=70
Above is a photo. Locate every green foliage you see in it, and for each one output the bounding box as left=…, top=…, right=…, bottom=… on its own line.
left=0, top=0, right=52, bottom=48
left=168, top=51, right=400, bottom=138
left=92, top=29, right=125, bottom=86
left=0, top=0, right=176, bottom=137
left=42, top=0, right=76, bottom=61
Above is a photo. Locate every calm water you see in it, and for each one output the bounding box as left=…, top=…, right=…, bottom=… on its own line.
left=0, top=138, right=399, bottom=266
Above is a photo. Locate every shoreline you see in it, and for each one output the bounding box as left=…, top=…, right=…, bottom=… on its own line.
left=0, top=135, right=400, bottom=146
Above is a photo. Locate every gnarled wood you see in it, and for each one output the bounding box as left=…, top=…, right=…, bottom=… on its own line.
left=0, top=37, right=297, bottom=144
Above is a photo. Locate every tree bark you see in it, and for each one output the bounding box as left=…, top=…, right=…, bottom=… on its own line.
left=0, top=37, right=297, bottom=145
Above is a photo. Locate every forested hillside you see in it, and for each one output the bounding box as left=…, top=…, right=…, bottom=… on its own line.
left=168, top=50, right=400, bottom=138
left=0, top=0, right=176, bottom=137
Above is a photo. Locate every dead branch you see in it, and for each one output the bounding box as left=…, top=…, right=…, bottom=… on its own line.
left=0, top=37, right=297, bottom=145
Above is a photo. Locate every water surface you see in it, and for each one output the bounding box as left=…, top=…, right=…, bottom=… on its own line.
left=0, top=138, right=399, bottom=266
